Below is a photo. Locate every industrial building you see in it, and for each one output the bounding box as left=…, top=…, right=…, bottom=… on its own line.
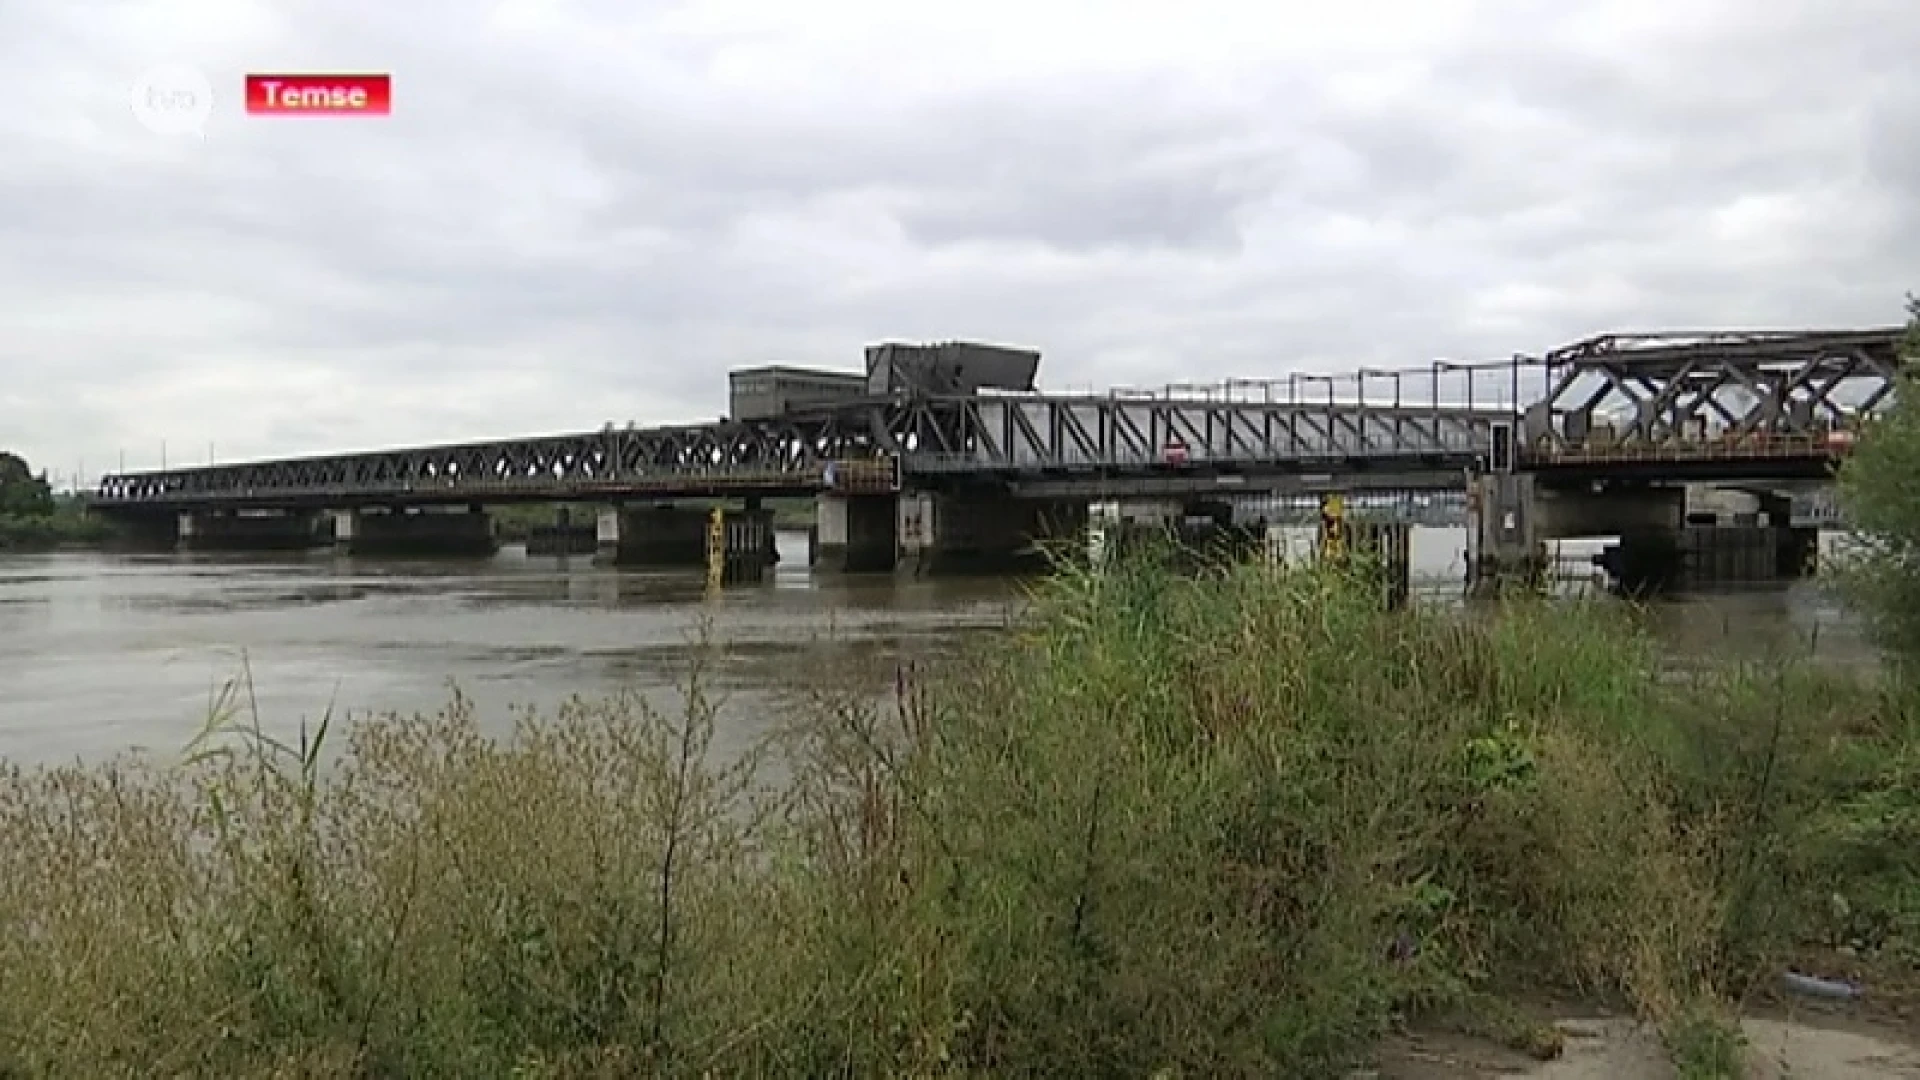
left=728, top=341, right=1044, bottom=421
left=727, top=366, right=869, bottom=421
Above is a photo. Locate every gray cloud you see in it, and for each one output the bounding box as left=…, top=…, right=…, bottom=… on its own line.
left=0, top=0, right=1915, bottom=481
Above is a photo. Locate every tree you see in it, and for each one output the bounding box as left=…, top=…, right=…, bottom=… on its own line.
left=1835, top=296, right=1920, bottom=670
left=0, top=452, right=55, bottom=518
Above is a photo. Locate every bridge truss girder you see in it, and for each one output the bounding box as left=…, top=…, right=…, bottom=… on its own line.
left=900, top=395, right=1506, bottom=473
left=89, top=393, right=1512, bottom=511
left=91, top=407, right=898, bottom=510
left=1524, top=328, right=1905, bottom=456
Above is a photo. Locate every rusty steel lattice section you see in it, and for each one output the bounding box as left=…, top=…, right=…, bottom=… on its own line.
left=1521, top=328, right=1906, bottom=466
left=90, top=394, right=1511, bottom=511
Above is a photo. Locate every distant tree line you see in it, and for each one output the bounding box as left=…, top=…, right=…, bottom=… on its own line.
left=0, top=452, right=55, bottom=518
left=0, top=452, right=109, bottom=549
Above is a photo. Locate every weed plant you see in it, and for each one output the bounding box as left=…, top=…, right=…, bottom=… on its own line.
left=0, top=551, right=1914, bottom=1077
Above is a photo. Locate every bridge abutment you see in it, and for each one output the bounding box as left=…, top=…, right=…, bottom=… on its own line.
left=333, top=507, right=498, bottom=558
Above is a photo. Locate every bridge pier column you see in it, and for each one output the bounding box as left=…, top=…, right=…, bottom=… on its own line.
left=714, top=507, right=777, bottom=584
left=97, top=512, right=180, bottom=551
left=1757, top=493, right=1819, bottom=579
left=596, top=505, right=704, bottom=566
left=595, top=505, right=777, bottom=570
left=1518, top=482, right=1687, bottom=594
left=527, top=506, right=597, bottom=556
left=333, top=507, right=498, bottom=558
left=813, top=494, right=899, bottom=573
left=178, top=509, right=324, bottom=552
left=897, top=491, right=1089, bottom=576
left=1467, top=474, right=1548, bottom=592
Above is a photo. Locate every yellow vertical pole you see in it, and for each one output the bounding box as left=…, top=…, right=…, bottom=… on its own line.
left=706, top=507, right=725, bottom=594
left=1318, top=493, right=1346, bottom=563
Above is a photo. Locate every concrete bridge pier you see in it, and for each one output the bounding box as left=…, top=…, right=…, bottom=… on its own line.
left=1090, top=499, right=1265, bottom=566
left=811, top=494, right=900, bottom=573
left=1470, top=475, right=1692, bottom=592
left=1659, top=490, right=1820, bottom=587
left=596, top=505, right=777, bottom=573
left=897, top=491, right=1090, bottom=575
left=333, top=506, right=498, bottom=558
left=1756, top=492, right=1819, bottom=580
left=99, top=512, right=181, bottom=551
left=714, top=507, right=777, bottom=583
left=1473, top=476, right=1734, bottom=594
left=178, top=509, right=323, bottom=552
left=1467, top=474, right=1549, bottom=591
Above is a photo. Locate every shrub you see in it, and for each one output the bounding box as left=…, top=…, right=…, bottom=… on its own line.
left=0, top=554, right=1911, bottom=1077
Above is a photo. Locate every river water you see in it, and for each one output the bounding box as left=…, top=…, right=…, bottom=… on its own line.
left=0, top=529, right=1873, bottom=766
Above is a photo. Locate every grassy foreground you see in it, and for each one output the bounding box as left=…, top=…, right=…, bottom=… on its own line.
left=1, top=558, right=1917, bottom=1078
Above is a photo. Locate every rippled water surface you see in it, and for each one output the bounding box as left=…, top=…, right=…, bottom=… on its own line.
left=0, top=529, right=1871, bottom=764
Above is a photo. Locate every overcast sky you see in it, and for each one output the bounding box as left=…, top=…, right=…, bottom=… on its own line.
left=2, top=0, right=1915, bottom=484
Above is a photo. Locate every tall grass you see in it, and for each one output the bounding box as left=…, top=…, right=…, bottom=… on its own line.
left=0, top=554, right=1914, bottom=1077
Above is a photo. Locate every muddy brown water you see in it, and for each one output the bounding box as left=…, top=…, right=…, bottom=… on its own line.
left=0, top=529, right=1875, bottom=766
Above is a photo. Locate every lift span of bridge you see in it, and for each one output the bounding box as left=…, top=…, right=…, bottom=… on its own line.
left=84, top=327, right=1906, bottom=581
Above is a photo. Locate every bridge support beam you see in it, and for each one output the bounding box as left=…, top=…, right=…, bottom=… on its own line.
left=178, top=509, right=323, bottom=552
left=812, top=494, right=899, bottom=573
left=898, top=491, right=1089, bottom=575
left=596, top=505, right=777, bottom=570
left=333, top=507, right=498, bottom=558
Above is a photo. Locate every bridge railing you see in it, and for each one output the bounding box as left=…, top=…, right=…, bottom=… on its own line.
left=1523, top=431, right=1853, bottom=466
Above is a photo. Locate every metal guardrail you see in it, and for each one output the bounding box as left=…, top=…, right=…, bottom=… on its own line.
left=1523, top=433, right=1848, bottom=466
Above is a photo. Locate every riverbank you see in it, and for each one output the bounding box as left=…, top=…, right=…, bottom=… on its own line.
left=0, top=505, right=114, bottom=551
left=0, top=554, right=1913, bottom=1077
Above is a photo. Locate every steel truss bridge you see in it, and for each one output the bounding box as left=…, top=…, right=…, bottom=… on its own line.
left=1521, top=328, right=1906, bottom=480
left=86, top=327, right=1908, bottom=513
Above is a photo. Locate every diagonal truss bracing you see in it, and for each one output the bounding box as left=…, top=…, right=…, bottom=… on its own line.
left=1523, top=329, right=1905, bottom=460
left=899, top=396, right=1506, bottom=472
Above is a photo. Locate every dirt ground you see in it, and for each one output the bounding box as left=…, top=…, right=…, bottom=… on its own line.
left=1367, top=1002, right=1920, bottom=1078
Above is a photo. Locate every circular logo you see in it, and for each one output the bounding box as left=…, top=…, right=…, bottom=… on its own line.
left=129, top=65, right=214, bottom=137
